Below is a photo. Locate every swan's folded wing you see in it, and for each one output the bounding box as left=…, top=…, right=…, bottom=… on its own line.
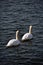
left=22, top=33, right=29, bottom=40
left=6, top=39, right=20, bottom=47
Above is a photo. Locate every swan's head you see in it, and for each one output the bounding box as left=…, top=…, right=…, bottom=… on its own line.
left=30, top=25, right=32, bottom=30
left=16, top=30, right=19, bottom=33
left=16, top=30, right=19, bottom=40
left=29, top=25, right=32, bottom=34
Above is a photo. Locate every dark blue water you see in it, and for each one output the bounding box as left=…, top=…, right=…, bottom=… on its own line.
left=0, top=0, right=43, bottom=65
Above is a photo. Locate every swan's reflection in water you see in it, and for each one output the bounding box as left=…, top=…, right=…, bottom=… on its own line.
left=21, top=40, right=32, bottom=46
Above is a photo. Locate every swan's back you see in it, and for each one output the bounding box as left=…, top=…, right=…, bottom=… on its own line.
left=22, top=33, right=33, bottom=40
left=6, top=39, right=20, bottom=47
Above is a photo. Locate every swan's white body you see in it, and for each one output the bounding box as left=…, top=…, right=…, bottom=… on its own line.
left=6, top=30, right=20, bottom=47
left=22, top=33, right=33, bottom=40
left=22, top=26, right=33, bottom=41
left=6, top=39, right=20, bottom=47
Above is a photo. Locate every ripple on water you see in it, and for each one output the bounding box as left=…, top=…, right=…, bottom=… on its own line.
left=0, top=0, right=43, bottom=65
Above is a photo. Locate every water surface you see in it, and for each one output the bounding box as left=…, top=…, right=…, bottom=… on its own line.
left=0, top=0, right=43, bottom=65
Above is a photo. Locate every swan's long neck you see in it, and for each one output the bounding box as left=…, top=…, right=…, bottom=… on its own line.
left=16, top=30, right=19, bottom=40
left=29, top=26, right=32, bottom=34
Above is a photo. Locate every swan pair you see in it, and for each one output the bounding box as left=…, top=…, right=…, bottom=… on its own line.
left=6, top=25, right=33, bottom=47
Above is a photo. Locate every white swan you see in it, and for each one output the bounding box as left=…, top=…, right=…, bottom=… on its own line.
left=22, top=25, right=33, bottom=41
left=6, top=30, right=20, bottom=47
